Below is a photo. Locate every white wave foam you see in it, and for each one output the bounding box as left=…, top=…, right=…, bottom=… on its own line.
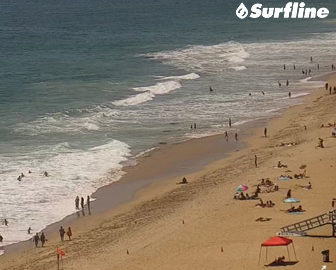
left=0, top=139, right=131, bottom=249
left=157, top=73, right=200, bottom=81
left=231, top=66, right=247, bottom=71
left=145, top=41, right=250, bottom=73
left=113, top=80, right=182, bottom=106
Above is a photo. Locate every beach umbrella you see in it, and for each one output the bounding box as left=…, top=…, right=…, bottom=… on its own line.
left=284, top=198, right=300, bottom=203
left=236, top=184, right=248, bottom=192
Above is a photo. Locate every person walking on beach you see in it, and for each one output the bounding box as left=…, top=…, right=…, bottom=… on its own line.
left=254, top=155, right=258, bottom=168
left=286, top=80, right=289, bottom=86
left=33, top=233, right=39, bottom=248
left=40, top=232, right=46, bottom=247
left=235, top=133, right=238, bottom=141
left=278, top=81, right=281, bottom=87
left=209, top=86, right=213, bottom=92
left=59, top=226, right=65, bottom=242
left=264, top=128, right=267, bottom=137
left=193, top=123, right=196, bottom=129
left=289, top=92, right=291, bottom=98
left=325, top=83, right=328, bottom=90
left=28, top=227, right=32, bottom=234
left=75, top=196, right=79, bottom=210
left=225, top=131, right=228, bottom=142
left=229, top=118, right=232, bottom=128
left=3, top=219, right=8, bottom=226
left=66, top=227, right=72, bottom=241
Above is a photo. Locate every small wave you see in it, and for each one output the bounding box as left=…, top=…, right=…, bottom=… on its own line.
left=231, top=66, right=247, bottom=71
left=157, top=73, right=200, bottom=81
left=113, top=80, right=182, bottom=106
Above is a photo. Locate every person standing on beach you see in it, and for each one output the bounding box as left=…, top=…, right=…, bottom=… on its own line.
left=310, top=56, right=313, bottom=63
left=33, top=233, right=39, bottom=247
left=289, top=92, right=291, bottom=98
left=59, top=226, right=65, bottom=242
left=28, top=227, right=32, bottom=234
left=40, top=232, right=46, bottom=247
left=3, top=219, right=8, bottom=226
left=264, top=128, right=267, bottom=137
left=235, top=133, right=238, bottom=141
left=325, top=83, right=329, bottom=90
left=283, top=64, right=286, bottom=70
left=225, top=131, right=228, bottom=142
left=293, top=64, right=296, bottom=70
left=81, top=197, right=84, bottom=209
left=75, top=196, right=79, bottom=210
left=229, top=118, right=232, bottom=128
left=87, top=195, right=91, bottom=214
left=66, top=227, right=72, bottom=241
left=286, top=80, right=289, bottom=86
left=254, top=155, right=258, bottom=168
left=194, top=123, right=196, bottom=129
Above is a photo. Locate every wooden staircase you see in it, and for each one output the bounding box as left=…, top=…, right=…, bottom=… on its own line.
left=280, top=210, right=336, bottom=236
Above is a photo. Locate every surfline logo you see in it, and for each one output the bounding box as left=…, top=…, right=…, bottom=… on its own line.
left=236, top=2, right=329, bottom=19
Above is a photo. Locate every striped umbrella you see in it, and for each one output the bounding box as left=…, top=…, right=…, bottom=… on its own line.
left=236, top=184, right=248, bottom=192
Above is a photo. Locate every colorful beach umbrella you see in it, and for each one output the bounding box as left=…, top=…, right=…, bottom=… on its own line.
left=284, top=198, right=300, bottom=203
left=236, top=184, right=248, bottom=192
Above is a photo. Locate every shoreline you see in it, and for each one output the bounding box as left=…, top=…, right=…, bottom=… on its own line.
left=1, top=73, right=328, bottom=255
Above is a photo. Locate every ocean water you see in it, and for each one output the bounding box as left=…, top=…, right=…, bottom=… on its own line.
left=1, top=0, right=336, bottom=250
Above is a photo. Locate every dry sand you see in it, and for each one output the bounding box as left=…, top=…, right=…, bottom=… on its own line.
left=1, top=74, right=336, bottom=270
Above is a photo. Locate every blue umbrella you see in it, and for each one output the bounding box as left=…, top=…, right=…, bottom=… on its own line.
left=284, top=198, right=300, bottom=203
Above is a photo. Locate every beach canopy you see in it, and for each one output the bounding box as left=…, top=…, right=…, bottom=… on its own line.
left=259, top=236, right=297, bottom=265
left=284, top=198, right=300, bottom=203
left=236, top=184, right=248, bottom=192
left=261, top=236, right=293, bottom=247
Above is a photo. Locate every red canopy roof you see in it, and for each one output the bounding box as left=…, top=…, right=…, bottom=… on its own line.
left=261, top=236, right=292, bottom=247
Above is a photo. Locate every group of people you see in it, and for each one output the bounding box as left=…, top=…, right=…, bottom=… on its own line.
left=33, top=232, right=47, bottom=247
left=255, top=199, right=275, bottom=208
left=59, top=226, right=72, bottom=242
left=75, top=195, right=91, bottom=216
left=325, top=83, right=336, bottom=95
left=17, top=170, right=48, bottom=181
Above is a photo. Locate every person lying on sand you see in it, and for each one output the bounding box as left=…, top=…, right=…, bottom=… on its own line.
left=296, top=182, right=312, bottom=190
left=272, top=256, right=285, bottom=265
left=255, top=199, right=266, bottom=208
left=276, top=142, right=297, bottom=147
left=177, top=177, right=188, bottom=185
left=255, top=217, right=272, bottom=222
left=285, top=205, right=305, bottom=213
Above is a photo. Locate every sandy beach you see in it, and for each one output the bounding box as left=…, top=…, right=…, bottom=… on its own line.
left=1, top=73, right=336, bottom=269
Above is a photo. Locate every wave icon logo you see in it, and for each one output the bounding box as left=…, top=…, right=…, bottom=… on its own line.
left=236, top=3, right=248, bottom=19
